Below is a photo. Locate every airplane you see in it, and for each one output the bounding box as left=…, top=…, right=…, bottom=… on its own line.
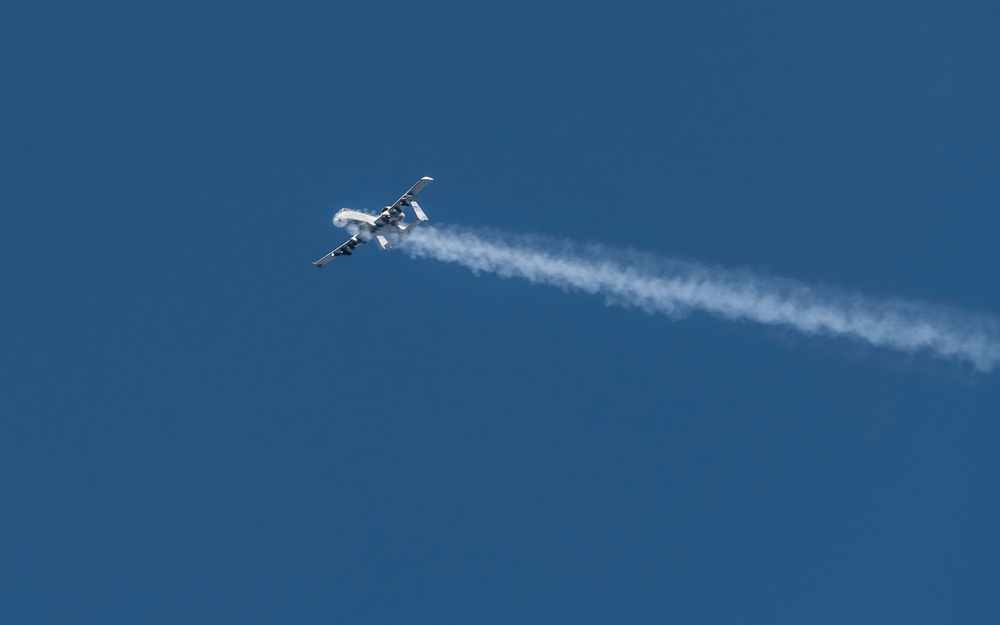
left=313, top=177, right=432, bottom=268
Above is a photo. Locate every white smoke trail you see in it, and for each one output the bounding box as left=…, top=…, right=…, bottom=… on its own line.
left=398, top=224, right=1000, bottom=372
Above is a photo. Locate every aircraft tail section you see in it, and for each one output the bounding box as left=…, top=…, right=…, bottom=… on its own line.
left=377, top=202, right=429, bottom=249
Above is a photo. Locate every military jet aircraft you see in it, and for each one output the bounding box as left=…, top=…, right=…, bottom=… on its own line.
left=313, top=177, right=432, bottom=267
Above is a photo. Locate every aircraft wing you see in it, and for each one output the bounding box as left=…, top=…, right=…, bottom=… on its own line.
left=387, top=176, right=433, bottom=212
left=313, top=235, right=366, bottom=268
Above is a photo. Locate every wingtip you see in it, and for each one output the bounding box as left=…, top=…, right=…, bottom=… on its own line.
left=421, top=176, right=433, bottom=181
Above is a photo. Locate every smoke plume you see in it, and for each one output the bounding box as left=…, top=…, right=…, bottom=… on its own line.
left=398, top=225, right=1000, bottom=371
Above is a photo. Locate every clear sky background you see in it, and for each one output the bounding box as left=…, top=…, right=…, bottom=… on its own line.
left=2, top=1, right=999, bottom=623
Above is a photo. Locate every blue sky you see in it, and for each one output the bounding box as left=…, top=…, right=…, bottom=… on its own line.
left=2, top=1, right=999, bottom=623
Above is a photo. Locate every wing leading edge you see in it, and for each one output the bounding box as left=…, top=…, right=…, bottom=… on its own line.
left=313, top=235, right=366, bottom=268
left=388, top=176, right=433, bottom=212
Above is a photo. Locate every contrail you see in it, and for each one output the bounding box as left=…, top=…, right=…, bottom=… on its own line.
left=398, top=224, right=1000, bottom=371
